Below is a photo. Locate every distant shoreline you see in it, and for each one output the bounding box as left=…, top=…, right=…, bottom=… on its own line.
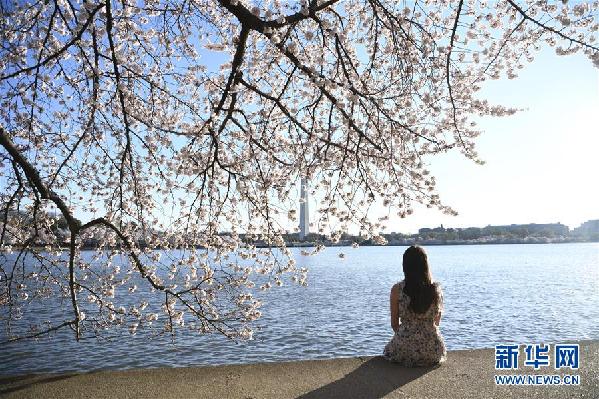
left=3, top=237, right=598, bottom=252
left=274, top=238, right=599, bottom=248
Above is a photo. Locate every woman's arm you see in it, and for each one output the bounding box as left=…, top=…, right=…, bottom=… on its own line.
left=390, top=284, right=400, bottom=333
left=434, top=283, right=443, bottom=326
left=434, top=312, right=441, bottom=326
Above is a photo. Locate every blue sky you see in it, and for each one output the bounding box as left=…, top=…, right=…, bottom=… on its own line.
left=380, top=47, right=599, bottom=233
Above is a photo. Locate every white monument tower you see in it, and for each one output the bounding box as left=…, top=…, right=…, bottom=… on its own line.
left=299, top=178, right=309, bottom=240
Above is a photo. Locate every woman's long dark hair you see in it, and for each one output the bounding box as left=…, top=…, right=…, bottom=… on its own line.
left=402, top=245, right=437, bottom=314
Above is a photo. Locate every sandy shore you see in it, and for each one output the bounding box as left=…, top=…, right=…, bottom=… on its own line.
left=1, top=340, right=597, bottom=398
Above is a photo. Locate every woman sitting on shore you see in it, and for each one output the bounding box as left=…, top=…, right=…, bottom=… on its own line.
left=383, top=245, right=447, bottom=366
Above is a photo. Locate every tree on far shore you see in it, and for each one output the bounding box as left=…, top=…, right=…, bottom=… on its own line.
left=1, top=0, right=597, bottom=343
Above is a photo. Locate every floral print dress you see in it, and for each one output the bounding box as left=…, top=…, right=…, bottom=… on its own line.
left=383, top=280, right=447, bottom=367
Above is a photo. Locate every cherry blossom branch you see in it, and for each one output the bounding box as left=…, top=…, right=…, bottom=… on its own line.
left=215, top=26, right=249, bottom=113
left=0, top=320, right=76, bottom=345
left=0, top=128, right=81, bottom=231
left=0, top=127, right=83, bottom=338
left=446, top=0, right=466, bottom=150
left=0, top=3, right=104, bottom=81
left=506, top=0, right=599, bottom=52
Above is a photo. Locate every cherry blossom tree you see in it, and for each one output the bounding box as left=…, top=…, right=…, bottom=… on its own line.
left=1, top=0, right=597, bottom=342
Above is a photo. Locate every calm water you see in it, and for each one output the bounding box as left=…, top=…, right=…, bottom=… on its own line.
left=1, top=243, right=598, bottom=375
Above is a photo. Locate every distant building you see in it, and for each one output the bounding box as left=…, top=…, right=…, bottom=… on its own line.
left=498, top=223, right=569, bottom=235
left=573, top=219, right=599, bottom=235
left=418, top=225, right=445, bottom=235
left=418, top=222, right=569, bottom=237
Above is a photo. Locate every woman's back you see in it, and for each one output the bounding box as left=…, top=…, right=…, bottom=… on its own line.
left=383, top=280, right=446, bottom=366
left=397, top=280, right=442, bottom=326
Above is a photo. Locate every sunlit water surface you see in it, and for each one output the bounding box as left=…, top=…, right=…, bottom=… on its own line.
left=1, top=243, right=598, bottom=375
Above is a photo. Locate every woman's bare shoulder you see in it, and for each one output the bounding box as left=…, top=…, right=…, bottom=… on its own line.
left=390, top=280, right=404, bottom=295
